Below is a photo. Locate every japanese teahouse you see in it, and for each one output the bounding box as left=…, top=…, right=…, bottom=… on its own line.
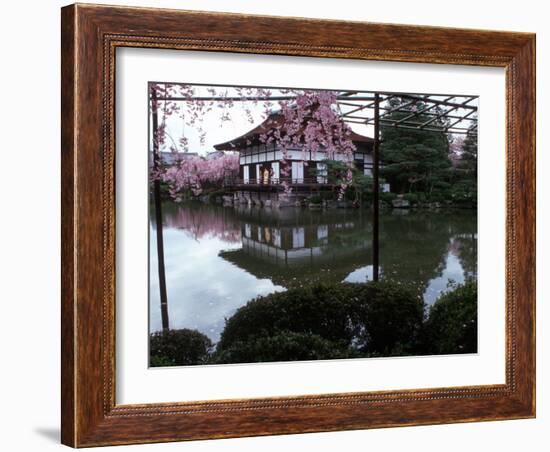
left=150, top=85, right=478, bottom=294
left=213, top=111, right=375, bottom=207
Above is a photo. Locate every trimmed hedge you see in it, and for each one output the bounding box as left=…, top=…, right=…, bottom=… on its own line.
left=149, top=281, right=478, bottom=366
left=214, top=331, right=360, bottom=364
left=308, top=195, right=323, bottom=204
left=215, top=281, right=424, bottom=362
left=150, top=328, right=213, bottom=366
left=423, top=281, right=477, bottom=354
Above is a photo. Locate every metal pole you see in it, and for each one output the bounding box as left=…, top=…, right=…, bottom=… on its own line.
left=151, top=90, right=170, bottom=330
left=372, top=93, right=380, bottom=282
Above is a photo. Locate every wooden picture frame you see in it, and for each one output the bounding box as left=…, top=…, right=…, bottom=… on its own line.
left=61, top=3, right=536, bottom=447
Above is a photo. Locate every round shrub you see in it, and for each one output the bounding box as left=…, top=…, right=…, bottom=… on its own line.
left=380, top=192, right=397, bottom=204
left=308, top=195, right=323, bottom=204
left=217, top=283, right=357, bottom=349
left=350, top=281, right=426, bottom=356
left=403, top=193, right=419, bottom=204
left=450, top=181, right=477, bottom=207
left=423, top=282, right=477, bottom=354
left=213, top=331, right=359, bottom=364
left=150, top=328, right=213, bottom=366
left=216, top=281, right=424, bottom=362
left=428, top=190, right=446, bottom=203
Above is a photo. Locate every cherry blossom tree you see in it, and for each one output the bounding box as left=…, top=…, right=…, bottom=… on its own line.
left=162, top=154, right=240, bottom=200
left=258, top=90, right=356, bottom=197
left=149, top=83, right=357, bottom=200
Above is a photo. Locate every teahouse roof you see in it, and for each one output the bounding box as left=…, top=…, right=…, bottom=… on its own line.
left=213, top=112, right=374, bottom=151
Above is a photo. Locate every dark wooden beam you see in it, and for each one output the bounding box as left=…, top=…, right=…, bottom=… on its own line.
left=372, top=93, right=380, bottom=282
left=151, top=90, right=170, bottom=331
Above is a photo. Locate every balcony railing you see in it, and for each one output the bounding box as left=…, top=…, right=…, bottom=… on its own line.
left=224, top=177, right=330, bottom=186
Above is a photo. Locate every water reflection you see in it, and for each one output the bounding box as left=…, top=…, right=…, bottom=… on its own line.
left=150, top=202, right=477, bottom=342
left=219, top=206, right=372, bottom=289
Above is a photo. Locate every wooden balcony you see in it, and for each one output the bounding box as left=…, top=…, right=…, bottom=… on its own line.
left=224, top=177, right=333, bottom=191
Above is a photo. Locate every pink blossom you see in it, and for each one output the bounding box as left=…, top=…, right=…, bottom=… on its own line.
left=159, top=154, right=240, bottom=199
left=150, top=85, right=358, bottom=200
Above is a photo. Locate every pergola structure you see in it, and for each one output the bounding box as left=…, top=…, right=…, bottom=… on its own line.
left=150, top=85, right=478, bottom=314
left=330, top=90, right=478, bottom=280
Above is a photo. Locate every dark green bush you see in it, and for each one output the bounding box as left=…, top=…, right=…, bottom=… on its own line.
left=423, top=281, right=477, bottom=355
left=380, top=192, right=397, bottom=204
left=403, top=193, right=419, bottom=204
left=450, top=181, right=477, bottom=206
left=308, top=195, right=323, bottom=204
left=216, top=282, right=424, bottom=362
left=433, top=181, right=452, bottom=191
left=149, top=355, right=176, bottom=367
left=217, top=283, right=357, bottom=350
left=351, top=282, right=426, bottom=356
left=213, top=331, right=359, bottom=364
left=150, top=328, right=213, bottom=366
left=428, top=190, right=446, bottom=203
left=148, top=282, right=479, bottom=366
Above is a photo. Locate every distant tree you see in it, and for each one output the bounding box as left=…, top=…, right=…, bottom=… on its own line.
left=456, top=126, right=478, bottom=179
left=315, top=159, right=374, bottom=204
left=449, top=125, right=478, bottom=206
left=380, top=97, right=452, bottom=195
left=319, top=159, right=350, bottom=187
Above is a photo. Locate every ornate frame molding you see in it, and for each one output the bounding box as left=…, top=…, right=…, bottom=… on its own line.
left=61, top=4, right=535, bottom=447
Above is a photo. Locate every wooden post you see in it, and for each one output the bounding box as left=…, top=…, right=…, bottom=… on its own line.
left=372, top=93, right=380, bottom=281
left=151, top=89, right=170, bottom=330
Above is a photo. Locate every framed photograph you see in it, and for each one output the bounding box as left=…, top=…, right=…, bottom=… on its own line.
left=61, top=3, right=535, bottom=447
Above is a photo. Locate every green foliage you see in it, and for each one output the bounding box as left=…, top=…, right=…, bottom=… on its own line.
left=352, top=173, right=374, bottom=193
left=423, top=281, right=478, bottom=354
left=450, top=180, right=477, bottom=206
left=402, top=193, right=419, bottom=204
left=377, top=103, right=477, bottom=208
left=315, top=159, right=374, bottom=203
left=352, top=281, right=427, bottom=356
left=214, top=331, right=359, bottom=364
left=456, top=127, right=478, bottom=179
left=380, top=97, right=452, bottom=195
left=308, top=195, right=323, bottom=204
left=448, top=126, right=477, bottom=206
left=154, top=180, right=175, bottom=200
left=345, top=173, right=374, bottom=203
left=318, top=159, right=349, bottom=186
left=149, top=355, right=176, bottom=367
left=150, top=328, right=213, bottom=366
left=380, top=192, right=397, bottom=204
left=217, top=283, right=358, bottom=350
left=148, top=282, right=479, bottom=366
left=427, top=190, right=447, bottom=203
left=215, top=282, right=425, bottom=362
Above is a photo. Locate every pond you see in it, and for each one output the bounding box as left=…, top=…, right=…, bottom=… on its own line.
left=149, top=202, right=477, bottom=343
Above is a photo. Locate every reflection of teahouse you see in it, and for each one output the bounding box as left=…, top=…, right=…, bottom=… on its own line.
left=214, top=112, right=375, bottom=207
left=219, top=207, right=372, bottom=288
